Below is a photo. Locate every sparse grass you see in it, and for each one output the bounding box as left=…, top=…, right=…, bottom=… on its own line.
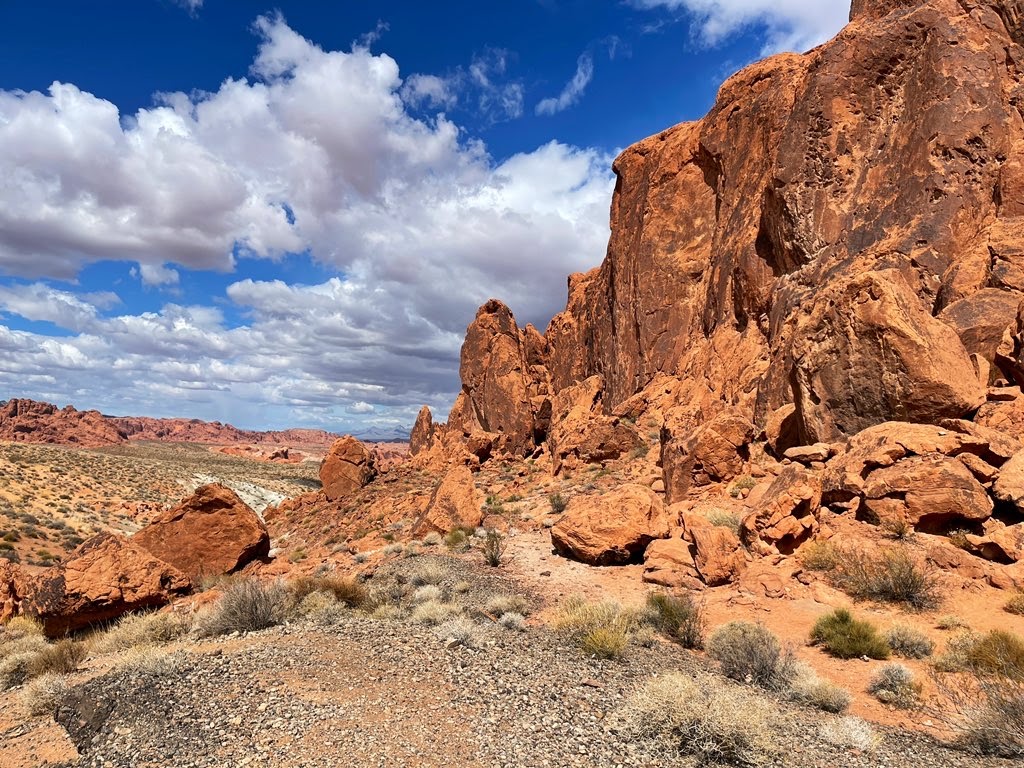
left=88, top=610, right=191, bottom=655
left=787, top=662, right=851, bottom=713
left=799, top=540, right=840, bottom=572
left=445, top=528, right=470, bottom=551
left=114, top=646, right=177, bottom=676
left=706, top=622, right=795, bottom=691
left=885, top=624, right=934, bottom=659
left=1005, top=591, right=1024, bottom=616
left=433, top=616, right=483, bottom=647
left=196, top=579, right=289, bottom=636
left=28, top=639, right=85, bottom=677
left=485, top=594, right=529, bottom=617
left=408, top=559, right=449, bottom=587
left=881, top=516, right=914, bottom=541
left=548, top=493, right=568, bottom=515
left=869, top=663, right=920, bottom=708
left=412, top=585, right=443, bottom=604
left=819, top=717, right=878, bottom=751
left=935, top=630, right=1024, bottom=679
left=706, top=509, right=742, bottom=535
left=498, top=612, right=526, bottom=632
left=422, top=532, right=442, bottom=547
left=728, top=475, right=756, bottom=499
left=555, top=597, right=643, bottom=660
left=616, top=672, right=777, bottom=765
left=827, top=546, right=941, bottom=610
left=810, top=609, right=890, bottom=660
left=581, top=626, right=629, bottom=659
left=644, top=591, right=703, bottom=649
left=410, top=599, right=461, bottom=626
left=19, top=672, right=69, bottom=717
left=936, top=614, right=969, bottom=631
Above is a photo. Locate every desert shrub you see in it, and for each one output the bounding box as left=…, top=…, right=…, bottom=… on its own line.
left=90, top=610, right=191, bottom=655
left=936, top=630, right=1024, bottom=679
left=706, top=621, right=795, bottom=690
left=549, top=493, right=568, bottom=514
left=869, top=663, right=920, bottom=708
left=881, top=516, right=914, bottom=541
left=408, top=560, right=449, bottom=587
left=631, top=625, right=658, bottom=647
left=411, top=585, right=443, bottom=605
left=0, top=652, right=36, bottom=689
left=482, top=529, right=507, bottom=567
left=433, top=616, right=482, bottom=648
left=445, top=528, right=470, bottom=551
left=19, top=672, right=69, bottom=717
left=936, top=614, right=968, bottom=631
left=403, top=542, right=422, bottom=558
left=787, top=663, right=851, bottom=713
left=1005, top=591, right=1024, bottom=616
left=810, top=609, right=890, bottom=660
left=799, top=540, right=840, bottom=572
left=422, top=532, right=442, bottom=546
left=885, top=624, right=935, bottom=659
left=581, top=626, right=629, bottom=659
left=1, top=616, right=44, bottom=642
left=616, top=672, right=777, bottom=765
left=28, top=639, right=85, bottom=677
left=197, top=579, right=288, bottom=636
left=383, top=543, right=404, bottom=555
left=498, top=612, right=525, bottom=632
left=294, top=591, right=346, bottom=623
left=288, top=574, right=368, bottom=609
left=819, top=717, right=878, bottom=751
left=485, top=594, right=529, bottom=617
left=410, top=599, right=461, bottom=626
left=828, top=546, right=941, bottom=610
left=706, top=509, right=742, bottom=535
left=645, top=591, right=704, bottom=649
left=114, top=646, right=177, bottom=676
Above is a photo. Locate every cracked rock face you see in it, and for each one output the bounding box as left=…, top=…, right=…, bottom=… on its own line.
left=449, top=0, right=1024, bottom=455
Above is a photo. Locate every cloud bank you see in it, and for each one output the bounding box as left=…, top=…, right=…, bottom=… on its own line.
left=0, top=16, right=614, bottom=431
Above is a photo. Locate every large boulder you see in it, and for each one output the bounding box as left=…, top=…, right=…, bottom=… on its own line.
left=547, top=376, right=641, bottom=474
left=412, top=465, right=484, bottom=535
left=132, top=484, right=270, bottom=583
left=993, top=450, right=1024, bottom=515
left=551, top=485, right=671, bottom=565
left=661, top=408, right=754, bottom=503
left=791, top=269, right=985, bottom=444
left=741, top=467, right=821, bottom=555
left=320, top=436, right=377, bottom=501
left=681, top=511, right=747, bottom=586
left=20, top=534, right=191, bottom=637
left=642, top=538, right=703, bottom=590
left=0, top=561, right=25, bottom=624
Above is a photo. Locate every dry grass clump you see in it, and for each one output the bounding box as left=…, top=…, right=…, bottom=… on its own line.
left=89, top=610, right=191, bottom=655
left=616, top=672, right=777, bottom=766
left=294, top=591, right=346, bottom=623
left=827, top=546, right=941, bottom=610
left=288, top=573, right=368, bottom=609
left=407, top=560, right=450, bottom=587
left=433, top=616, right=484, bottom=648
left=28, top=639, right=85, bottom=677
left=810, top=609, right=890, bottom=660
left=787, top=663, right=851, bottom=713
left=19, top=672, right=69, bottom=717
left=484, top=593, right=530, bottom=617
left=868, top=663, right=920, bottom=708
left=1005, top=591, right=1024, bottom=616
left=885, top=624, right=934, bottom=659
left=932, top=629, right=1024, bottom=757
left=936, top=614, right=968, bottom=631
left=410, top=599, right=462, bottom=626
left=498, top=612, right=526, bottom=632
left=706, top=622, right=795, bottom=691
left=411, top=585, right=443, bottom=605
left=555, top=597, right=644, bottom=660
left=644, top=591, right=703, bottom=649
left=114, top=646, right=177, bottom=676
left=482, top=529, right=507, bottom=567
left=799, top=540, right=841, bottom=572
left=819, top=717, right=878, bottom=751
left=196, top=579, right=289, bottom=637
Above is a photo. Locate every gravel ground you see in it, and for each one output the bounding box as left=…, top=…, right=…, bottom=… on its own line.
left=46, top=558, right=1019, bottom=768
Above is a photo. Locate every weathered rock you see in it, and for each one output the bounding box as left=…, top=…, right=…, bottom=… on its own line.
left=20, top=534, right=191, bottom=637
left=784, top=444, right=834, bottom=464
left=993, top=450, right=1024, bottom=514
left=861, top=455, right=993, bottom=532
left=765, top=404, right=800, bottom=457
left=741, top=467, right=821, bottom=554
left=967, top=523, right=1024, bottom=564
left=642, top=538, right=702, bottom=590
left=661, top=409, right=754, bottom=504
left=320, top=436, right=377, bottom=501
left=681, top=512, right=746, bottom=586
left=938, top=289, right=1022, bottom=375
left=412, top=465, right=484, bottom=535
left=551, top=485, right=670, bottom=565
left=409, top=406, right=435, bottom=456
left=548, top=376, right=641, bottom=474
left=132, top=484, right=270, bottom=583
left=791, top=270, right=985, bottom=444
left=0, top=561, right=25, bottom=624
left=995, top=300, right=1024, bottom=388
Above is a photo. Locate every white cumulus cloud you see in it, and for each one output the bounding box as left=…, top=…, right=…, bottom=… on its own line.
left=632, top=0, right=851, bottom=54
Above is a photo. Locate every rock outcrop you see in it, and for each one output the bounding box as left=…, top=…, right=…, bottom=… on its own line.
left=132, top=484, right=270, bottom=583
left=0, top=399, right=126, bottom=447
left=19, top=534, right=191, bottom=637
left=442, top=0, right=1024, bottom=473
left=412, top=465, right=484, bottom=535
left=551, top=485, right=670, bottom=565
left=409, top=406, right=435, bottom=456
left=320, top=437, right=377, bottom=501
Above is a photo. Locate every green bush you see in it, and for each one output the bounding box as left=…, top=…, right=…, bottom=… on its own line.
left=548, top=493, right=568, bottom=514
left=810, top=609, right=890, bottom=660
left=645, top=591, right=704, bottom=649
left=706, top=621, right=794, bottom=690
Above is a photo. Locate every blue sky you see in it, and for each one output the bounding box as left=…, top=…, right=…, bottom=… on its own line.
left=0, top=0, right=851, bottom=434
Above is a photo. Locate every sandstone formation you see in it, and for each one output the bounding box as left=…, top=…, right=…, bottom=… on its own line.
left=132, top=484, right=270, bottom=583
left=409, top=406, right=435, bottom=456
left=550, top=485, right=670, bottom=565
left=0, top=399, right=126, bottom=447
left=547, top=376, right=641, bottom=474
left=20, top=534, right=191, bottom=636
left=412, top=465, right=484, bottom=535
left=0, top=561, right=25, bottom=624
left=320, top=437, right=377, bottom=501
